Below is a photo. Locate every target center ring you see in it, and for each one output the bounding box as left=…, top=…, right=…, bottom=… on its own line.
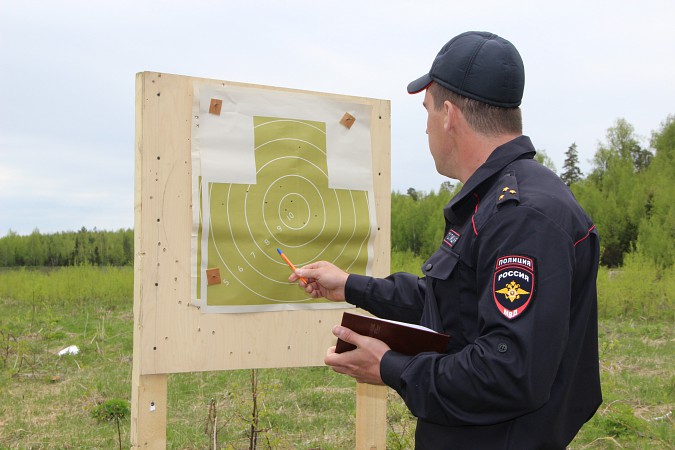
left=278, top=193, right=310, bottom=230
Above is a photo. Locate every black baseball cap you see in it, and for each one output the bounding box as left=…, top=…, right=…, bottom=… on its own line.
left=407, top=31, right=525, bottom=108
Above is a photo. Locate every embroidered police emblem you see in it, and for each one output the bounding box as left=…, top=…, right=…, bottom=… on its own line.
left=493, top=255, right=535, bottom=320
left=443, top=229, right=460, bottom=248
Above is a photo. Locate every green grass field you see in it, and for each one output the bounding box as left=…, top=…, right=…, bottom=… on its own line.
left=0, top=261, right=673, bottom=448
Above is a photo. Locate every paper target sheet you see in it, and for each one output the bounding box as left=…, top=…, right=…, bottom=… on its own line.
left=191, top=83, right=376, bottom=313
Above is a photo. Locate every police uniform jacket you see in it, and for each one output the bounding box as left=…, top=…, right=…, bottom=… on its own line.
left=344, top=136, right=602, bottom=449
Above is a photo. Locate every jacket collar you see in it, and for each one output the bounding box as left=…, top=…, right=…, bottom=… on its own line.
left=446, top=135, right=536, bottom=213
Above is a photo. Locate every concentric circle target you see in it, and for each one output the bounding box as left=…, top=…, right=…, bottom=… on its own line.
left=203, top=117, right=372, bottom=307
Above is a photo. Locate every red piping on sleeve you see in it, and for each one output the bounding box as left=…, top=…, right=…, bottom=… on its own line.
left=574, top=225, right=597, bottom=247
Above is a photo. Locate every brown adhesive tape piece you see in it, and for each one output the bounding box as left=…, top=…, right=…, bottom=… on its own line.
left=206, top=267, right=221, bottom=285
left=340, top=112, right=356, bottom=129
left=209, top=98, right=222, bottom=115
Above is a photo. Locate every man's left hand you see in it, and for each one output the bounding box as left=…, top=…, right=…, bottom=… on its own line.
left=324, top=325, right=390, bottom=385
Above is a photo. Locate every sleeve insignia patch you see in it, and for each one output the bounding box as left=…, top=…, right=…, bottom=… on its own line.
left=443, top=229, right=460, bottom=248
left=493, top=255, right=535, bottom=319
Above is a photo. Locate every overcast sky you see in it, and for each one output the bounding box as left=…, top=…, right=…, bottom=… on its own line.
left=1, top=0, right=674, bottom=236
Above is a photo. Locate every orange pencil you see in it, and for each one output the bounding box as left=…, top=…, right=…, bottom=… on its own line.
left=277, top=248, right=307, bottom=283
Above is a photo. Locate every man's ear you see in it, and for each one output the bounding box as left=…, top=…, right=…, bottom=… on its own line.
left=443, top=100, right=455, bottom=130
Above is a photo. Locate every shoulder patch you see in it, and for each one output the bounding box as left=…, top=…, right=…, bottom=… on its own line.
left=493, top=255, right=535, bottom=320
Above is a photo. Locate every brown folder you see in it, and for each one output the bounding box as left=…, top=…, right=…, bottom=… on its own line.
left=335, top=312, right=450, bottom=356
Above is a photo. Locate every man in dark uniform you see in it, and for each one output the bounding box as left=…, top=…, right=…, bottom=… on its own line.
left=290, top=31, right=602, bottom=449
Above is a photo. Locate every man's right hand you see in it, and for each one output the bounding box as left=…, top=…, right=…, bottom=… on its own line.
left=289, top=261, right=349, bottom=301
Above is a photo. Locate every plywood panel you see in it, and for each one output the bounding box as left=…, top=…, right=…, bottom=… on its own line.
left=133, top=72, right=390, bottom=375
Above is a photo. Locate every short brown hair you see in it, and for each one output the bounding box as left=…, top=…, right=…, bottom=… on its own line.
left=428, top=82, right=522, bottom=136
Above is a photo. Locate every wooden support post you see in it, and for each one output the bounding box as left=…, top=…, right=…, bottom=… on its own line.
left=130, top=373, right=168, bottom=449
left=355, top=384, right=388, bottom=449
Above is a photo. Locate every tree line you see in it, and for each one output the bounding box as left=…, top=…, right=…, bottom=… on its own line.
left=392, top=115, right=674, bottom=268
left=1, top=115, right=672, bottom=269
left=0, top=227, right=133, bottom=267
left=571, top=116, right=673, bottom=267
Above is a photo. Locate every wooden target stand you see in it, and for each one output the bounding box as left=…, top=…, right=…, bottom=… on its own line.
left=131, top=72, right=391, bottom=448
